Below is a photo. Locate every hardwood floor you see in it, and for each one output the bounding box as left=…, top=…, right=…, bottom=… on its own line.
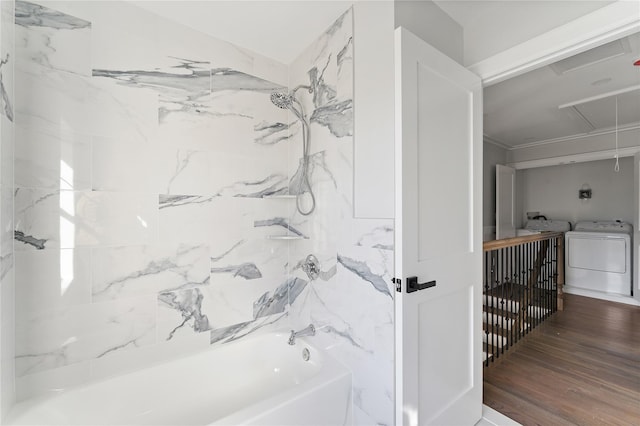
left=483, top=294, right=640, bottom=426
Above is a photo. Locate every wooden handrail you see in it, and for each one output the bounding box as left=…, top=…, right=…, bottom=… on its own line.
left=483, top=232, right=564, bottom=251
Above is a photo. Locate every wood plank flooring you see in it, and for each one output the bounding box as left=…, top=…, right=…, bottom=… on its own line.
left=483, top=294, right=640, bottom=426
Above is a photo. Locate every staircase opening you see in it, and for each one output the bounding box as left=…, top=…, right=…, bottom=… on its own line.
left=482, top=232, right=564, bottom=364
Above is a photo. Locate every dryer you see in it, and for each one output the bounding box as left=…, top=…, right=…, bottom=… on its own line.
left=565, top=221, right=633, bottom=296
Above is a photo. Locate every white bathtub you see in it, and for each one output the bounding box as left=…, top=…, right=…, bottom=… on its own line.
left=6, top=332, right=352, bottom=425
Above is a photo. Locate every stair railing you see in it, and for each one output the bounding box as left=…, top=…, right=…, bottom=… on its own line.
left=482, top=232, right=564, bottom=366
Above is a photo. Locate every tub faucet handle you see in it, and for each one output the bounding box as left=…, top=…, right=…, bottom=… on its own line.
left=288, top=324, right=316, bottom=345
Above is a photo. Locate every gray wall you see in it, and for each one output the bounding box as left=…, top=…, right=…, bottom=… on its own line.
left=483, top=142, right=508, bottom=230
left=516, top=157, right=634, bottom=227
left=394, top=0, right=464, bottom=64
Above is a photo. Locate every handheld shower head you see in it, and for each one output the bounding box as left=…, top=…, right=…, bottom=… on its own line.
left=270, top=92, right=293, bottom=109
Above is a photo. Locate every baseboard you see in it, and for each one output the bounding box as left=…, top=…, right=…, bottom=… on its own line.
left=477, top=405, right=521, bottom=426
left=563, top=286, right=640, bottom=306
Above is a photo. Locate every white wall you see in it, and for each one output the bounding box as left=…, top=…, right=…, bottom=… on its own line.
left=483, top=142, right=508, bottom=239
left=353, top=0, right=463, bottom=220
left=516, top=157, right=634, bottom=227
left=394, top=0, right=463, bottom=64
left=353, top=1, right=395, bottom=219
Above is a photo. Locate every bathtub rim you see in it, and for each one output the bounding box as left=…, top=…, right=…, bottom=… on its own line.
left=5, top=331, right=352, bottom=426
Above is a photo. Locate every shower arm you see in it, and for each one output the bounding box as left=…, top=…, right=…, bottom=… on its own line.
left=291, top=84, right=313, bottom=96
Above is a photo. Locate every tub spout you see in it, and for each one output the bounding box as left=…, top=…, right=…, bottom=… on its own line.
left=288, top=324, right=315, bottom=345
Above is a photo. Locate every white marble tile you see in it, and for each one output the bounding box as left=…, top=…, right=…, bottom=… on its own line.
left=15, top=295, right=157, bottom=377
left=210, top=237, right=287, bottom=284
left=90, top=331, right=210, bottom=383
left=15, top=248, right=91, bottom=320
left=91, top=20, right=159, bottom=73
left=154, top=149, right=211, bottom=195
left=155, top=148, right=289, bottom=197
left=15, top=189, right=158, bottom=250
left=1, top=263, right=15, bottom=413
left=340, top=217, right=395, bottom=251
left=156, top=285, right=215, bottom=341
left=158, top=89, right=288, bottom=153
left=92, top=244, right=210, bottom=302
left=92, top=135, right=154, bottom=192
left=0, top=186, right=13, bottom=263
left=15, top=124, right=91, bottom=190
left=15, top=360, right=90, bottom=402
left=15, top=65, right=94, bottom=135
left=158, top=196, right=285, bottom=248
left=41, top=1, right=155, bottom=43
left=15, top=0, right=91, bottom=76
left=88, top=77, right=158, bottom=145
left=154, top=11, right=255, bottom=78
left=209, top=312, right=290, bottom=347
left=207, top=275, right=287, bottom=330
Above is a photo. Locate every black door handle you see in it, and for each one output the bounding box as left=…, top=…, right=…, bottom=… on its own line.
left=406, top=276, right=436, bottom=293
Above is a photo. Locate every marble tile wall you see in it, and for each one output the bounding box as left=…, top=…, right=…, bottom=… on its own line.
left=0, top=0, right=15, bottom=419
left=287, top=9, right=395, bottom=426
left=12, top=0, right=299, bottom=400
left=11, top=3, right=395, bottom=425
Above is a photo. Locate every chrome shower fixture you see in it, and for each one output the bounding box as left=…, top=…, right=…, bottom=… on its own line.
left=269, top=84, right=316, bottom=216
left=302, top=254, right=320, bottom=281
left=270, top=92, right=293, bottom=110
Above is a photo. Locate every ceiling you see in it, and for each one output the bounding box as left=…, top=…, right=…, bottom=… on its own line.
left=433, top=0, right=614, bottom=66
left=483, top=32, right=640, bottom=148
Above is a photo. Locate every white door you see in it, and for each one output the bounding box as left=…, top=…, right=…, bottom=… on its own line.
left=394, top=28, right=482, bottom=426
left=633, top=151, right=640, bottom=304
left=496, top=164, right=516, bottom=240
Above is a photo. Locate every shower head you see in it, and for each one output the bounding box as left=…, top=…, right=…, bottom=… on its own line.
left=270, top=92, right=293, bottom=109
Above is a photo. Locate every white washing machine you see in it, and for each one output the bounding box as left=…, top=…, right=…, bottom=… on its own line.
left=516, top=219, right=572, bottom=236
left=565, top=221, right=633, bottom=296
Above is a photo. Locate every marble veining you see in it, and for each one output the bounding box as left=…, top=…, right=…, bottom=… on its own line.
left=15, top=0, right=91, bottom=30
left=337, top=37, right=354, bottom=68
left=210, top=263, right=262, bottom=280
left=15, top=346, right=69, bottom=377
left=0, top=54, right=13, bottom=122
left=306, top=53, right=353, bottom=138
left=254, top=217, right=307, bottom=238
left=209, top=313, right=287, bottom=346
left=337, top=254, right=392, bottom=298
left=159, top=288, right=211, bottom=340
left=0, top=253, right=13, bottom=281
left=217, top=174, right=288, bottom=198
left=159, top=194, right=216, bottom=209
left=253, top=277, right=308, bottom=319
left=94, top=63, right=283, bottom=100
left=253, top=121, right=293, bottom=145
left=356, top=225, right=394, bottom=251
left=14, top=230, right=46, bottom=250
left=290, top=151, right=337, bottom=195
left=93, top=247, right=210, bottom=300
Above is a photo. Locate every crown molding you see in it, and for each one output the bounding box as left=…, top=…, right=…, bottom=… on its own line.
left=483, top=135, right=511, bottom=150
left=507, top=146, right=640, bottom=170
left=509, top=122, right=640, bottom=151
